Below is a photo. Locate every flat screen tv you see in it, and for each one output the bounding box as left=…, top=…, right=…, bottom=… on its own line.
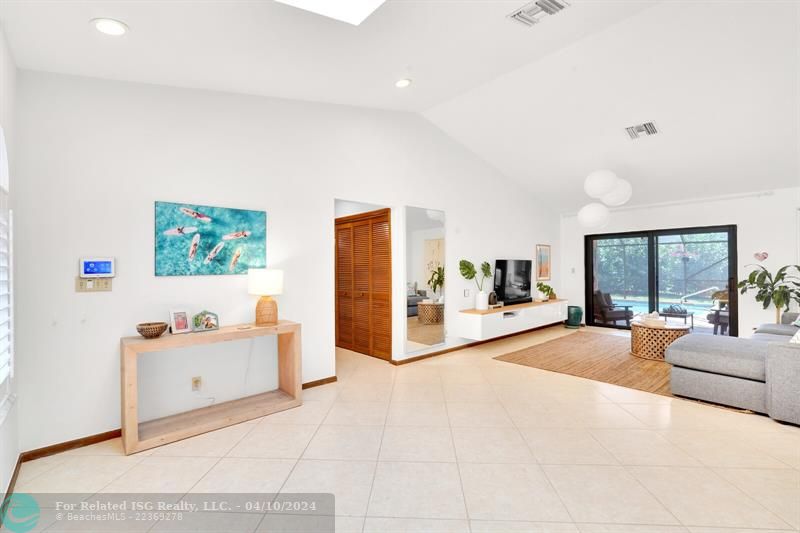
left=494, top=259, right=533, bottom=305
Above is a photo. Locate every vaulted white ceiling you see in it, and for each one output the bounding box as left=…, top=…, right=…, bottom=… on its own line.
left=424, top=1, right=800, bottom=211
left=1, top=1, right=797, bottom=210
left=0, top=0, right=653, bottom=111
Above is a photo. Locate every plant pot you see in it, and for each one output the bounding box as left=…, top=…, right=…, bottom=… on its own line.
left=476, top=291, right=489, bottom=311
left=549, top=293, right=557, bottom=300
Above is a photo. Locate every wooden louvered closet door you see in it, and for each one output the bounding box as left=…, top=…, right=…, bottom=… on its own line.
left=335, top=224, right=354, bottom=351
left=335, top=209, right=392, bottom=360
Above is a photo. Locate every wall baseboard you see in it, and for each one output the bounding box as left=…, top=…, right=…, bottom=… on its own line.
left=302, top=376, right=337, bottom=389
left=17, top=376, right=338, bottom=464
left=21, top=429, right=122, bottom=463
left=2, top=455, right=22, bottom=500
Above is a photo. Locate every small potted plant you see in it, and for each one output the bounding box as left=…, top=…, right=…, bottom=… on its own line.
left=428, top=266, right=445, bottom=303
left=536, top=282, right=557, bottom=301
left=460, top=260, right=492, bottom=310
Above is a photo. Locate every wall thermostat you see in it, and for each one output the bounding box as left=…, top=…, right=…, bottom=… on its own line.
left=80, top=257, right=115, bottom=278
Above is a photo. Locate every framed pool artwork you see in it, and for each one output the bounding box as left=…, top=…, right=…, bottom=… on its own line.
left=155, top=201, right=266, bottom=276
left=536, top=244, right=551, bottom=281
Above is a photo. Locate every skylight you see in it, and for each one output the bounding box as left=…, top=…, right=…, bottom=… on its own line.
left=275, top=0, right=387, bottom=26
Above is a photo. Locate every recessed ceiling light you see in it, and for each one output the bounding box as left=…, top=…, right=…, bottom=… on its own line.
left=274, top=0, right=386, bottom=26
left=91, top=18, right=128, bottom=36
left=395, top=78, right=412, bottom=89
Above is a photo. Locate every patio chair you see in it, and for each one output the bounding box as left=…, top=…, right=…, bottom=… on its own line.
left=593, top=291, right=633, bottom=326
left=706, top=308, right=729, bottom=335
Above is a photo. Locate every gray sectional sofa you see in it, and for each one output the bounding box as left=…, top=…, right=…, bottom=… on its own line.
left=665, top=312, right=799, bottom=425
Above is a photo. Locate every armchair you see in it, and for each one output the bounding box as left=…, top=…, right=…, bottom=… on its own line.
left=593, top=291, right=633, bottom=326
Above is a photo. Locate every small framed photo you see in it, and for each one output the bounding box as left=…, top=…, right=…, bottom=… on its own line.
left=169, top=309, right=192, bottom=334
left=192, top=310, right=219, bottom=332
left=536, top=244, right=551, bottom=281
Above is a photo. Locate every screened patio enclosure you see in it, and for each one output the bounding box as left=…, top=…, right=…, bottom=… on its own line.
left=585, top=226, right=738, bottom=336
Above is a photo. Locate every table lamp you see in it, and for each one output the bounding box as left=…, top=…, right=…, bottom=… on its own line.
left=248, top=269, right=284, bottom=326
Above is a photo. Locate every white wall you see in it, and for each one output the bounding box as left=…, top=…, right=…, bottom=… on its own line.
left=0, top=26, right=18, bottom=495
left=560, top=188, right=800, bottom=336
left=13, top=71, right=558, bottom=450
left=333, top=199, right=385, bottom=218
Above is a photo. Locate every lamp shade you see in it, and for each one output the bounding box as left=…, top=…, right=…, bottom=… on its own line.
left=248, top=269, right=284, bottom=296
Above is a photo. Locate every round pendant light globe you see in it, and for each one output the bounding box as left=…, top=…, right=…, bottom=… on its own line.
left=601, top=178, right=633, bottom=207
left=577, top=202, right=611, bottom=229
left=584, top=169, right=619, bottom=199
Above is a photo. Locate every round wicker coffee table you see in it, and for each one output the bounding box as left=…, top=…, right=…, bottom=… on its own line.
left=418, top=302, right=444, bottom=325
left=630, top=322, right=690, bottom=361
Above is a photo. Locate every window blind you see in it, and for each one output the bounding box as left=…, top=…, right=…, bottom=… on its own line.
left=0, top=208, right=12, bottom=390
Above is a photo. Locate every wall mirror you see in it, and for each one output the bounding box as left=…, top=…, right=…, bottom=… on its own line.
left=405, top=206, right=445, bottom=353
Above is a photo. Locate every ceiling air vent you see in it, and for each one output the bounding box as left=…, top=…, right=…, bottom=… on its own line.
left=626, top=122, right=659, bottom=140
left=508, top=0, right=570, bottom=26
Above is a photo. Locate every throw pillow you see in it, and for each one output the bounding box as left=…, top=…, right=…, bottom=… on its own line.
left=791, top=329, right=800, bottom=344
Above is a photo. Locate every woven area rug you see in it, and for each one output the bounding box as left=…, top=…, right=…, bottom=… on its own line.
left=494, top=331, right=673, bottom=396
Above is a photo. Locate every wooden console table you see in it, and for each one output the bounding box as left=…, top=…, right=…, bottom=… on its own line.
left=120, top=320, right=302, bottom=455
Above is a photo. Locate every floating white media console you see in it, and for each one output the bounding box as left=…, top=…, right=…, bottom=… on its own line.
left=458, top=299, right=568, bottom=341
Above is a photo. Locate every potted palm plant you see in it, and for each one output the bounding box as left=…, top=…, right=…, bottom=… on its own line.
left=427, top=266, right=445, bottom=302
left=460, top=260, right=492, bottom=310
left=738, top=264, right=800, bottom=323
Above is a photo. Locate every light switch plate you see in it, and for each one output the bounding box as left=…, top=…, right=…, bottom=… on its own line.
left=76, top=277, right=112, bottom=292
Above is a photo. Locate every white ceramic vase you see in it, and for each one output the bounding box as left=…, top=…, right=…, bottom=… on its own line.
left=476, top=291, right=489, bottom=310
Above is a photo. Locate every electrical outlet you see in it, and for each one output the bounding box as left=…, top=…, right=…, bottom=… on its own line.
left=463, top=289, right=470, bottom=297
left=191, top=376, right=202, bottom=391
left=75, top=277, right=112, bottom=292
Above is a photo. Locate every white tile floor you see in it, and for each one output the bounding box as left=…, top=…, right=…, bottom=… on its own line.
left=12, top=326, right=800, bottom=532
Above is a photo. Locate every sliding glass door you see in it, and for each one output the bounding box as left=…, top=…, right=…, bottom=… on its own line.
left=586, top=225, right=737, bottom=336
left=589, top=236, right=649, bottom=327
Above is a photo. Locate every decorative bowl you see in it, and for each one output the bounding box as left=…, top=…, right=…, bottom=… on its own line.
left=136, top=322, right=169, bottom=339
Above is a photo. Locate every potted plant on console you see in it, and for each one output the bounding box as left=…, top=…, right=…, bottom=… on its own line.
left=460, top=259, right=492, bottom=310
left=536, top=282, right=557, bottom=301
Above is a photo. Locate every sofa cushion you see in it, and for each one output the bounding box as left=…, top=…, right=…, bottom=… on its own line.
left=752, top=332, right=793, bottom=343
left=665, top=334, right=768, bottom=381
left=755, top=323, right=798, bottom=337
left=407, top=295, right=424, bottom=306
left=782, top=312, right=799, bottom=325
